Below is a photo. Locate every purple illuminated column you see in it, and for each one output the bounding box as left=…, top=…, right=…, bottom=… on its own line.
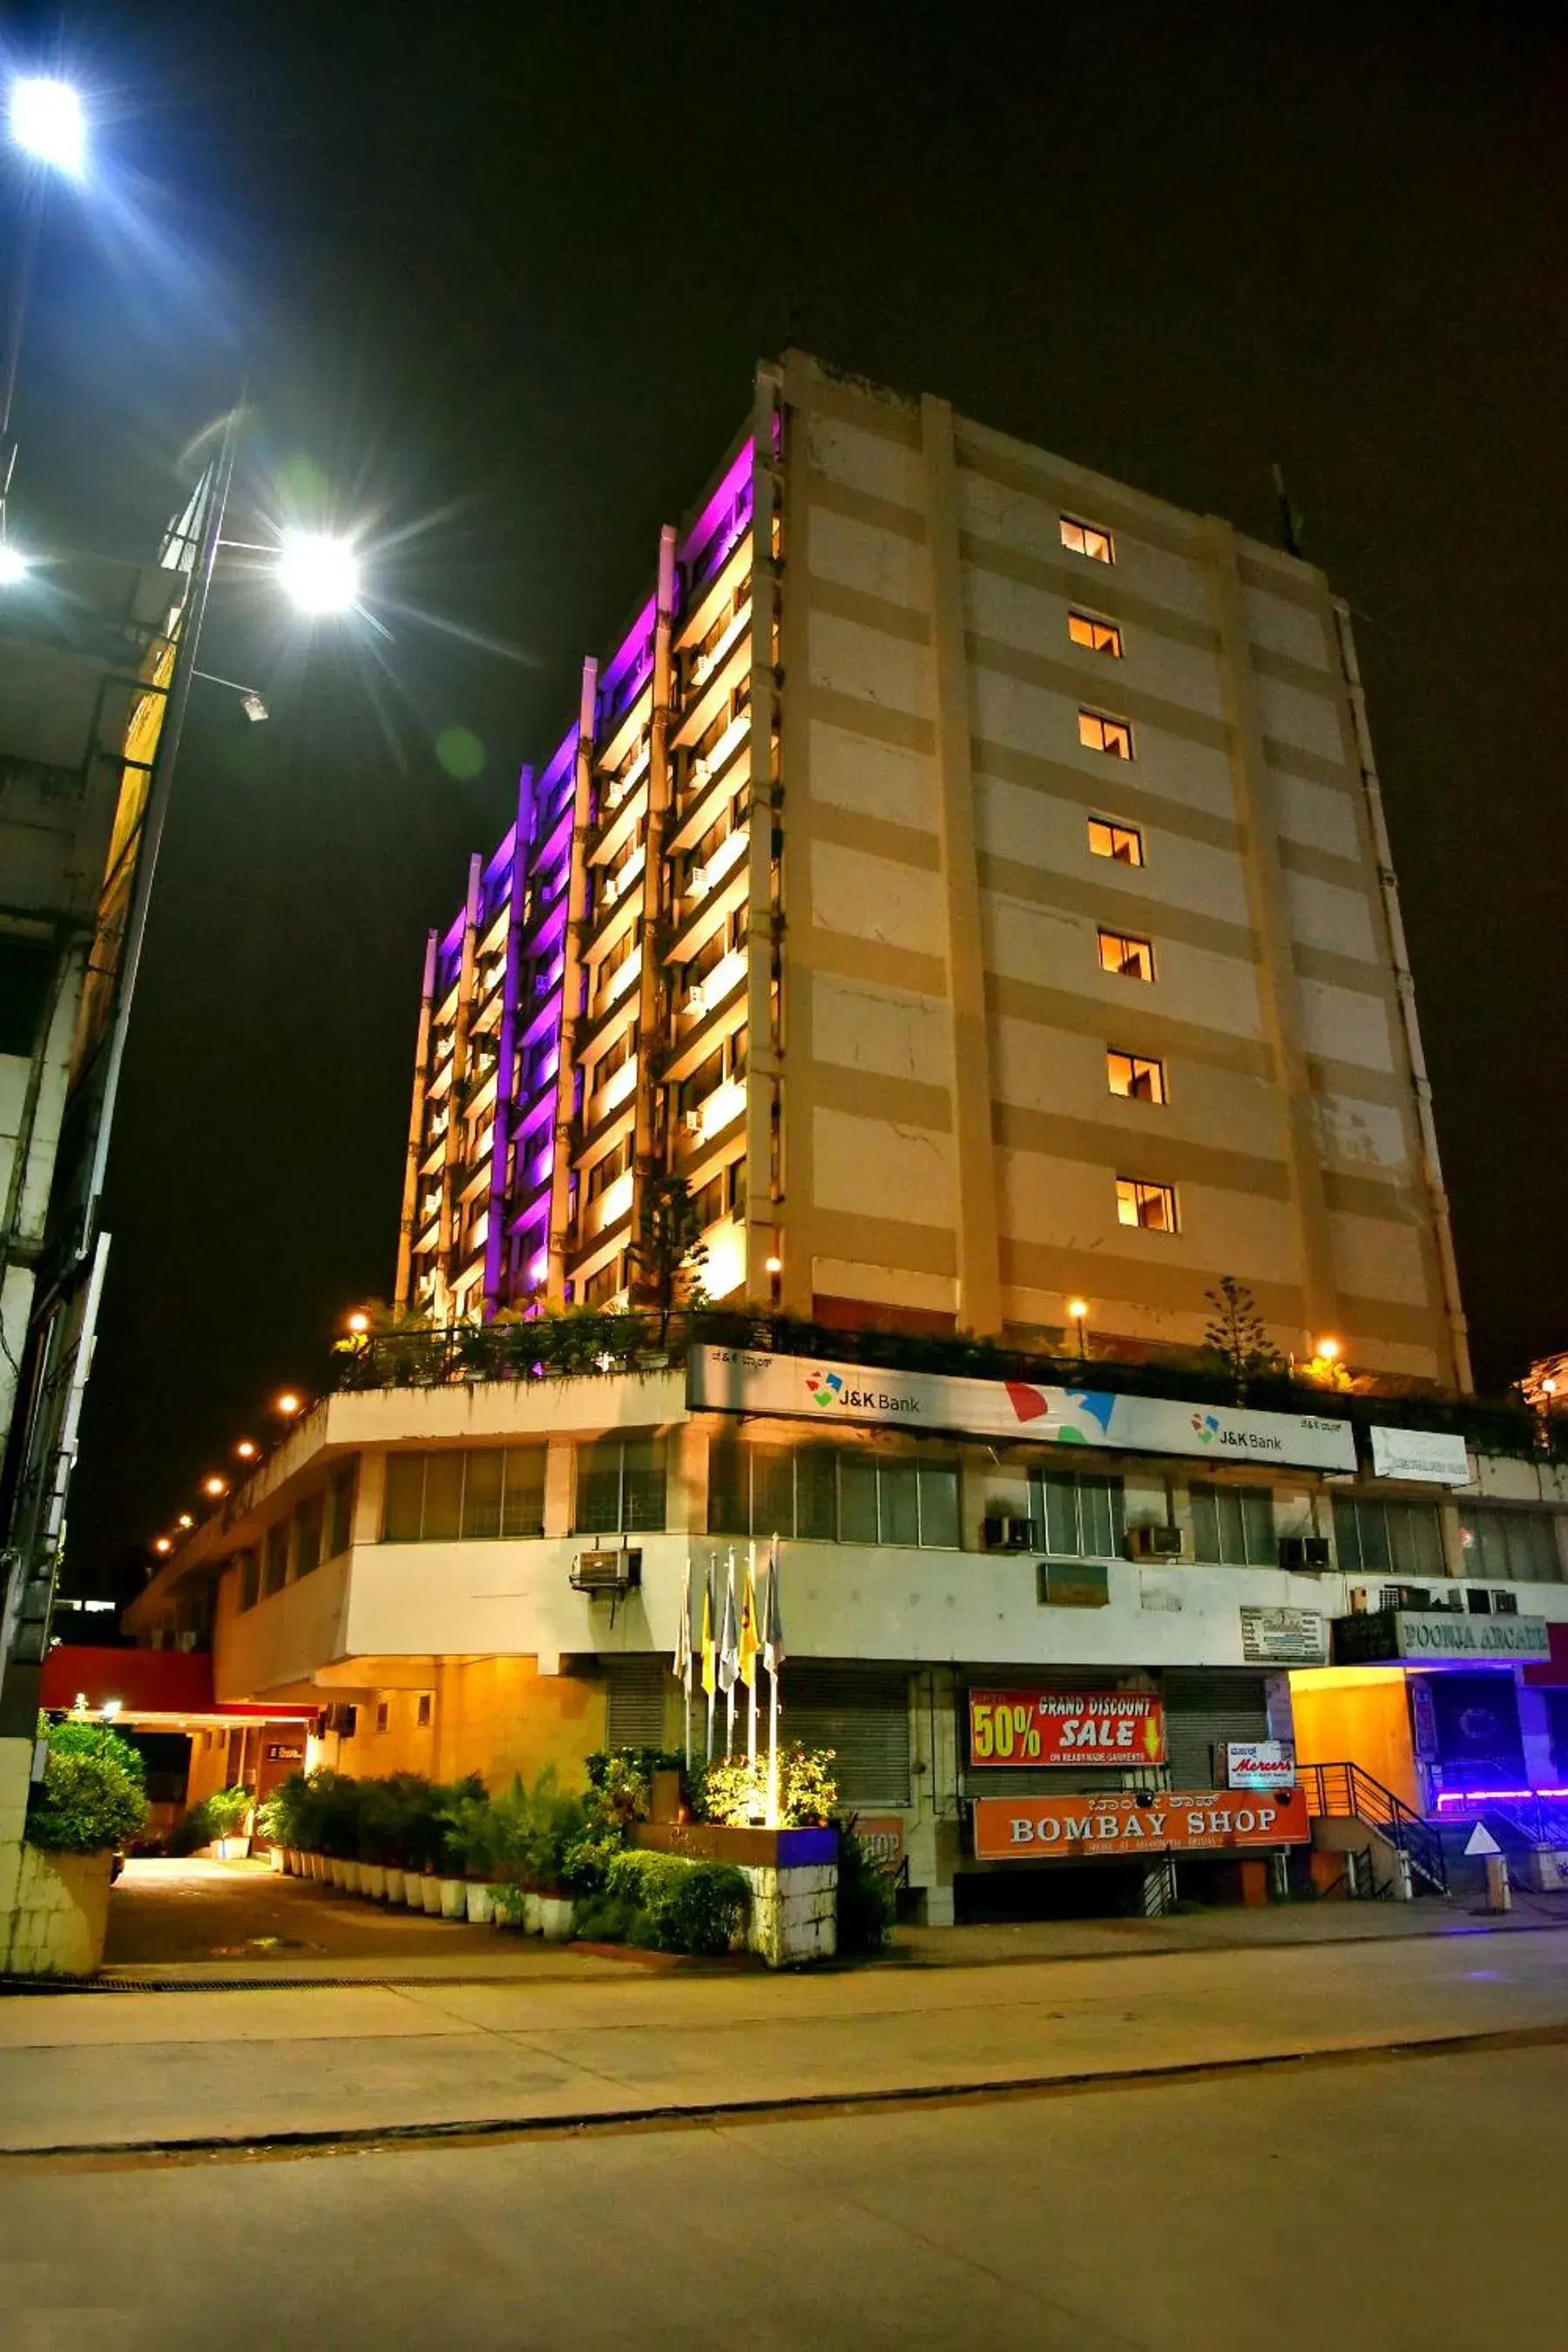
left=483, top=767, right=533, bottom=1315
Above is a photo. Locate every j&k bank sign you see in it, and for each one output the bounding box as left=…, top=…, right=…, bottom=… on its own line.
left=689, top=1348, right=1357, bottom=1472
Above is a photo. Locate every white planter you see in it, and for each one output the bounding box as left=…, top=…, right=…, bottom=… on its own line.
left=464, top=1882, right=494, bottom=1925
left=538, top=1896, right=576, bottom=1943
left=437, top=1877, right=467, bottom=1921
left=406, top=1874, right=429, bottom=1909
left=421, top=1876, right=443, bottom=1915
left=523, top=1892, right=544, bottom=1936
left=308, top=1852, right=326, bottom=1881
left=326, top=1856, right=345, bottom=1889
left=341, top=1860, right=362, bottom=1895
left=213, top=1836, right=250, bottom=1862
left=361, top=1863, right=387, bottom=1902
left=267, top=1845, right=285, bottom=1875
left=382, top=1867, right=404, bottom=1904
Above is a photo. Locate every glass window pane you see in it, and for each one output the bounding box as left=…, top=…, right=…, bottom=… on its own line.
left=1362, top=1500, right=1393, bottom=1574
left=295, top=1496, right=323, bottom=1578
left=263, top=1521, right=290, bottom=1595
left=880, top=1459, right=920, bottom=1547
left=751, top=1447, right=794, bottom=1542
left=1518, top=1512, right=1560, bottom=1580
left=1241, top=1489, right=1274, bottom=1567
left=499, top=1449, right=545, bottom=1538
left=1332, top=1496, right=1361, bottom=1572
left=919, top=1462, right=960, bottom=1550
left=1191, top=1486, right=1220, bottom=1564
left=795, top=1448, right=837, bottom=1540
left=621, top=1437, right=666, bottom=1531
left=328, top=1462, right=355, bottom=1557
left=422, top=1452, right=464, bottom=1541
left=1078, top=1477, right=1120, bottom=1559
left=576, top=1441, right=623, bottom=1533
left=383, top=1453, right=425, bottom=1542
left=1043, top=1476, right=1079, bottom=1556
left=708, top=1437, right=748, bottom=1536
left=838, top=1453, right=878, bottom=1544
left=461, top=1450, right=504, bottom=1538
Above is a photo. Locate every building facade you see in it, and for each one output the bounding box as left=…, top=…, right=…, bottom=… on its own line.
left=125, top=1345, right=1568, bottom=1918
left=396, top=350, right=1468, bottom=1388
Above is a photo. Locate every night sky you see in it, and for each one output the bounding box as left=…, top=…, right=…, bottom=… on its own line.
left=7, top=4, right=1562, bottom=1594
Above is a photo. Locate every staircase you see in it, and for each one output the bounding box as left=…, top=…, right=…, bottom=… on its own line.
left=1299, top=1761, right=1449, bottom=1896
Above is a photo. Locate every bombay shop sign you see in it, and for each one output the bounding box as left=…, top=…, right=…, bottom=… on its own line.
left=1335, top=1609, right=1551, bottom=1665
left=972, top=1788, right=1310, bottom=1861
left=689, top=1348, right=1358, bottom=1472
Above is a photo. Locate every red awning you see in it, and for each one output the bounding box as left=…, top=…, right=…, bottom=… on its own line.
left=38, top=1645, right=315, bottom=1721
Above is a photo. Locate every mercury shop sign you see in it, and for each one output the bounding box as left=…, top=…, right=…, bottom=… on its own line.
left=688, top=1348, right=1358, bottom=1470
left=972, top=1788, right=1310, bottom=1862
left=1224, top=1740, right=1296, bottom=1793
left=969, top=1688, right=1166, bottom=1768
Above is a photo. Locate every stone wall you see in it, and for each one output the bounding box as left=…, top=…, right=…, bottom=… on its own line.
left=740, top=1860, right=837, bottom=1966
left=0, top=1843, right=112, bottom=1977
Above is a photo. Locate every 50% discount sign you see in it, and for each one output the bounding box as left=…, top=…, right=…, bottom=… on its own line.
left=967, top=1689, right=1167, bottom=1768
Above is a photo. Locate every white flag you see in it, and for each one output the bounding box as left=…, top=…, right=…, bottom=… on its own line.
left=673, top=1557, right=693, bottom=1691
left=717, top=1554, right=740, bottom=1693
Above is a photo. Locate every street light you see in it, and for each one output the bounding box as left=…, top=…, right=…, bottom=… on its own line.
left=234, top=1439, right=259, bottom=1462
left=274, top=1390, right=304, bottom=1419
left=7, top=79, right=85, bottom=178
left=1067, top=1299, right=1090, bottom=1361
left=201, top=1476, right=226, bottom=1499
left=276, top=528, right=361, bottom=616
left=0, top=545, right=27, bottom=586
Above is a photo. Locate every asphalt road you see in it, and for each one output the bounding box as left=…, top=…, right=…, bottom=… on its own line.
left=3, top=2042, right=1563, bottom=2350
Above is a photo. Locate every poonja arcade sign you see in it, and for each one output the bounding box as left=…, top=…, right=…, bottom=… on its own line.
left=971, top=1788, right=1311, bottom=1861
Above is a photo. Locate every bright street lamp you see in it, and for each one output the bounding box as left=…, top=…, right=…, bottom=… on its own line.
left=276, top=528, right=361, bottom=616
left=8, top=78, right=85, bottom=178
left=0, top=545, right=27, bottom=586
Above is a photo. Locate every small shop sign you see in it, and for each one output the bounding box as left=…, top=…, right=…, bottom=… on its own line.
left=972, top=1787, right=1310, bottom=1861
left=854, top=1817, right=906, bottom=1876
left=1240, top=1605, right=1329, bottom=1665
left=1335, top=1610, right=1551, bottom=1666
left=1369, top=1427, right=1471, bottom=1485
left=969, top=1688, right=1166, bottom=1768
left=1224, top=1740, right=1296, bottom=1792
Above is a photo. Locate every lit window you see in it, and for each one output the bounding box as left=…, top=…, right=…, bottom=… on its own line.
left=1060, top=516, right=1113, bottom=564
left=1087, top=818, right=1143, bottom=865
left=1079, top=710, right=1134, bottom=759
left=1097, top=929, right=1154, bottom=982
left=1068, top=612, right=1123, bottom=657
left=1108, top=1050, right=1166, bottom=1103
left=1116, top=1178, right=1179, bottom=1232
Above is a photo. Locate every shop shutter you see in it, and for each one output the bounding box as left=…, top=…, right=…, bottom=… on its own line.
left=784, top=1666, right=911, bottom=1807
left=604, top=1657, right=670, bottom=1752
left=1162, top=1670, right=1268, bottom=1790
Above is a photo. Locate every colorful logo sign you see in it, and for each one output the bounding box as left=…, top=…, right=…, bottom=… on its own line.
left=807, top=1369, right=843, bottom=1409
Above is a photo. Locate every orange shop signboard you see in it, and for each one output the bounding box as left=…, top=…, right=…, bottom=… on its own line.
left=969, top=1688, right=1166, bottom=1768
left=972, top=1788, right=1310, bottom=1862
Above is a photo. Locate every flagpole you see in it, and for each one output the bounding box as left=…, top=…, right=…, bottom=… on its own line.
left=705, top=1554, right=716, bottom=1761
left=725, top=1546, right=737, bottom=1757
left=767, top=1533, right=781, bottom=1825
left=746, top=1539, right=759, bottom=1767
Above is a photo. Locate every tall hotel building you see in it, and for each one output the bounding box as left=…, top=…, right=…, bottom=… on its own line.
left=397, top=350, right=1467, bottom=1387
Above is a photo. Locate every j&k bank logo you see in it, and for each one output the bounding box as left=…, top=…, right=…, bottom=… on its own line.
left=1192, top=1412, right=1220, bottom=1446
left=805, top=1369, right=920, bottom=1416
left=807, top=1369, right=843, bottom=1409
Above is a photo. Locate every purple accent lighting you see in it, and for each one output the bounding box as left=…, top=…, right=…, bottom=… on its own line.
left=681, top=439, right=755, bottom=580
left=1435, top=1787, right=1568, bottom=1806
left=483, top=766, right=533, bottom=1314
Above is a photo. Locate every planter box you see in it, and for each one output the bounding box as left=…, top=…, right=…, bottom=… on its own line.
left=341, top=1861, right=362, bottom=1896
left=465, top=1882, right=494, bottom=1926
left=360, top=1862, right=387, bottom=1902
left=404, top=1875, right=428, bottom=1909
left=0, top=1847, right=113, bottom=1978
left=523, top=1891, right=544, bottom=1936
left=632, top=1824, right=839, bottom=1967
left=437, top=1877, right=467, bottom=1921
left=634, top=1823, right=839, bottom=1870
left=267, top=1846, right=285, bottom=1875
left=538, top=1896, right=576, bottom=1942
left=383, top=1866, right=405, bottom=1904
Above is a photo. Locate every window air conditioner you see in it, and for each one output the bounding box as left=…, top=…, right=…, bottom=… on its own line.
left=1381, top=1585, right=1431, bottom=1612
left=1279, top=1535, right=1331, bottom=1571
left=1127, top=1524, right=1183, bottom=1560
left=682, top=1108, right=705, bottom=1134
left=1493, top=1589, right=1519, bottom=1615
left=982, top=1514, right=1033, bottom=1553
left=570, top=1548, right=643, bottom=1596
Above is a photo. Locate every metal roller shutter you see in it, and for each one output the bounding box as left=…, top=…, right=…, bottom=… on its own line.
left=783, top=1666, right=911, bottom=1808
left=604, top=1657, right=670, bottom=1752
left=1162, top=1670, right=1268, bottom=1789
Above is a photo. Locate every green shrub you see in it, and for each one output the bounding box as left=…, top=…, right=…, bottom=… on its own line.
left=168, top=1799, right=214, bottom=1856
left=835, top=1820, right=896, bottom=1955
left=605, top=1850, right=750, bottom=1956
left=258, top=1772, right=308, bottom=1848
left=25, top=1720, right=149, bottom=1856
left=206, top=1787, right=252, bottom=1841
left=698, top=1745, right=838, bottom=1828
left=439, top=1782, right=499, bottom=1877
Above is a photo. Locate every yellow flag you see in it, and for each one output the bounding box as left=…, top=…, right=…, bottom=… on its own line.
left=738, top=1555, right=760, bottom=1690
left=700, top=1570, right=717, bottom=1699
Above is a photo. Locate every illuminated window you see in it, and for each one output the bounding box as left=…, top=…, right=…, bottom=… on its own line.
left=1098, top=929, right=1154, bottom=982
left=1079, top=710, right=1134, bottom=759
left=1087, top=818, right=1143, bottom=865
left=1061, top=516, right=1113, bottom=564
left=1068, top=612, right=1123, bottom=657
left=1108, top=1050, right=1166, bottom=1103
left=1116, top=1178, right=1179, bottom=1232
left=416, top=1693, right=433, bottom=1728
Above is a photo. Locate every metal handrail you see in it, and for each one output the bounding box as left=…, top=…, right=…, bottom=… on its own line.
left=1301, top=1760, right=1449, bottom=1896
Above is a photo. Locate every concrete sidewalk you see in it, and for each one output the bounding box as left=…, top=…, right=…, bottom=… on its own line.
left=2, top=1919, right=1565, bottom=2158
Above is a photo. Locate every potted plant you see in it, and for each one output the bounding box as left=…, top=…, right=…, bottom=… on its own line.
left=441, top=1781, right=498, bottom=1923
left=15, top=1717, right=150, bottom=1977
left=206, top=1786, right=253, bottom=1861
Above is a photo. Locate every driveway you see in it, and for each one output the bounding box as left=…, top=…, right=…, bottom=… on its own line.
left=105, top=1857, right=515, bottom=1967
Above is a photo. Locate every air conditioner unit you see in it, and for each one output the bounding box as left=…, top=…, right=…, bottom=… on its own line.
left=1465, top=1588, right=1493, bottom=1615
left=570, top=1548, right=643, bottom=1596
left=1381, top=1585, right=1431, bottom=1612
left=1493, top=1589, right=1519, bottom=1615
left=685, top=984, right=706, bottom=1018
left=1127, top=1524, right=1183, bottom=1560
left=1279, top=1535, right=1331, bottom=1571
left=982, top=1514, right=1033, bottom=1553
left=682, top=1108, right=705, bottom=1134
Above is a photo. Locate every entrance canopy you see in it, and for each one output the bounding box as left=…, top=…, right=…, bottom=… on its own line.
left=38, top=1645, right=316, bottom=1731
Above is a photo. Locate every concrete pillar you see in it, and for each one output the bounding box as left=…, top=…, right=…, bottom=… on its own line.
left=0, top=1736, right=32, bottom=1966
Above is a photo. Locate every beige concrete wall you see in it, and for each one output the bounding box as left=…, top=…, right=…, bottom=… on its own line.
left=774, top=353, right=1457, bottom=1380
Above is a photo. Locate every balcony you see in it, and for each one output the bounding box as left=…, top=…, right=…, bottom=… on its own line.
left=686, top=821, right=749, bottom=907
left=687, top=599, right=752, bottom=697
left=681, top=946, right=747, bottom=1025
left=680, top=1074, right=747, bottom=1148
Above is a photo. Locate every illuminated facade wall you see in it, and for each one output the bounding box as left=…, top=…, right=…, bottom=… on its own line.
left=396, top=354, right=1468, bottom=1388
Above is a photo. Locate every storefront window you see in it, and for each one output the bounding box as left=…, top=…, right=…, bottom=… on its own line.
left=1190, top=1483, right=1275, bottom=1567
left=707, top=1436, right=958, bottom=1548
left=1457, top=1504, right=1562, bottom=1582
left=575, top=1436, right=666, bottom=1533
left=1333, top=1495, right=1444, bottom=1579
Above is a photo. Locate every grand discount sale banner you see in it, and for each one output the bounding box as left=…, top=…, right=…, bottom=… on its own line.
left=969, top=1690, right=1166, bottom=1768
